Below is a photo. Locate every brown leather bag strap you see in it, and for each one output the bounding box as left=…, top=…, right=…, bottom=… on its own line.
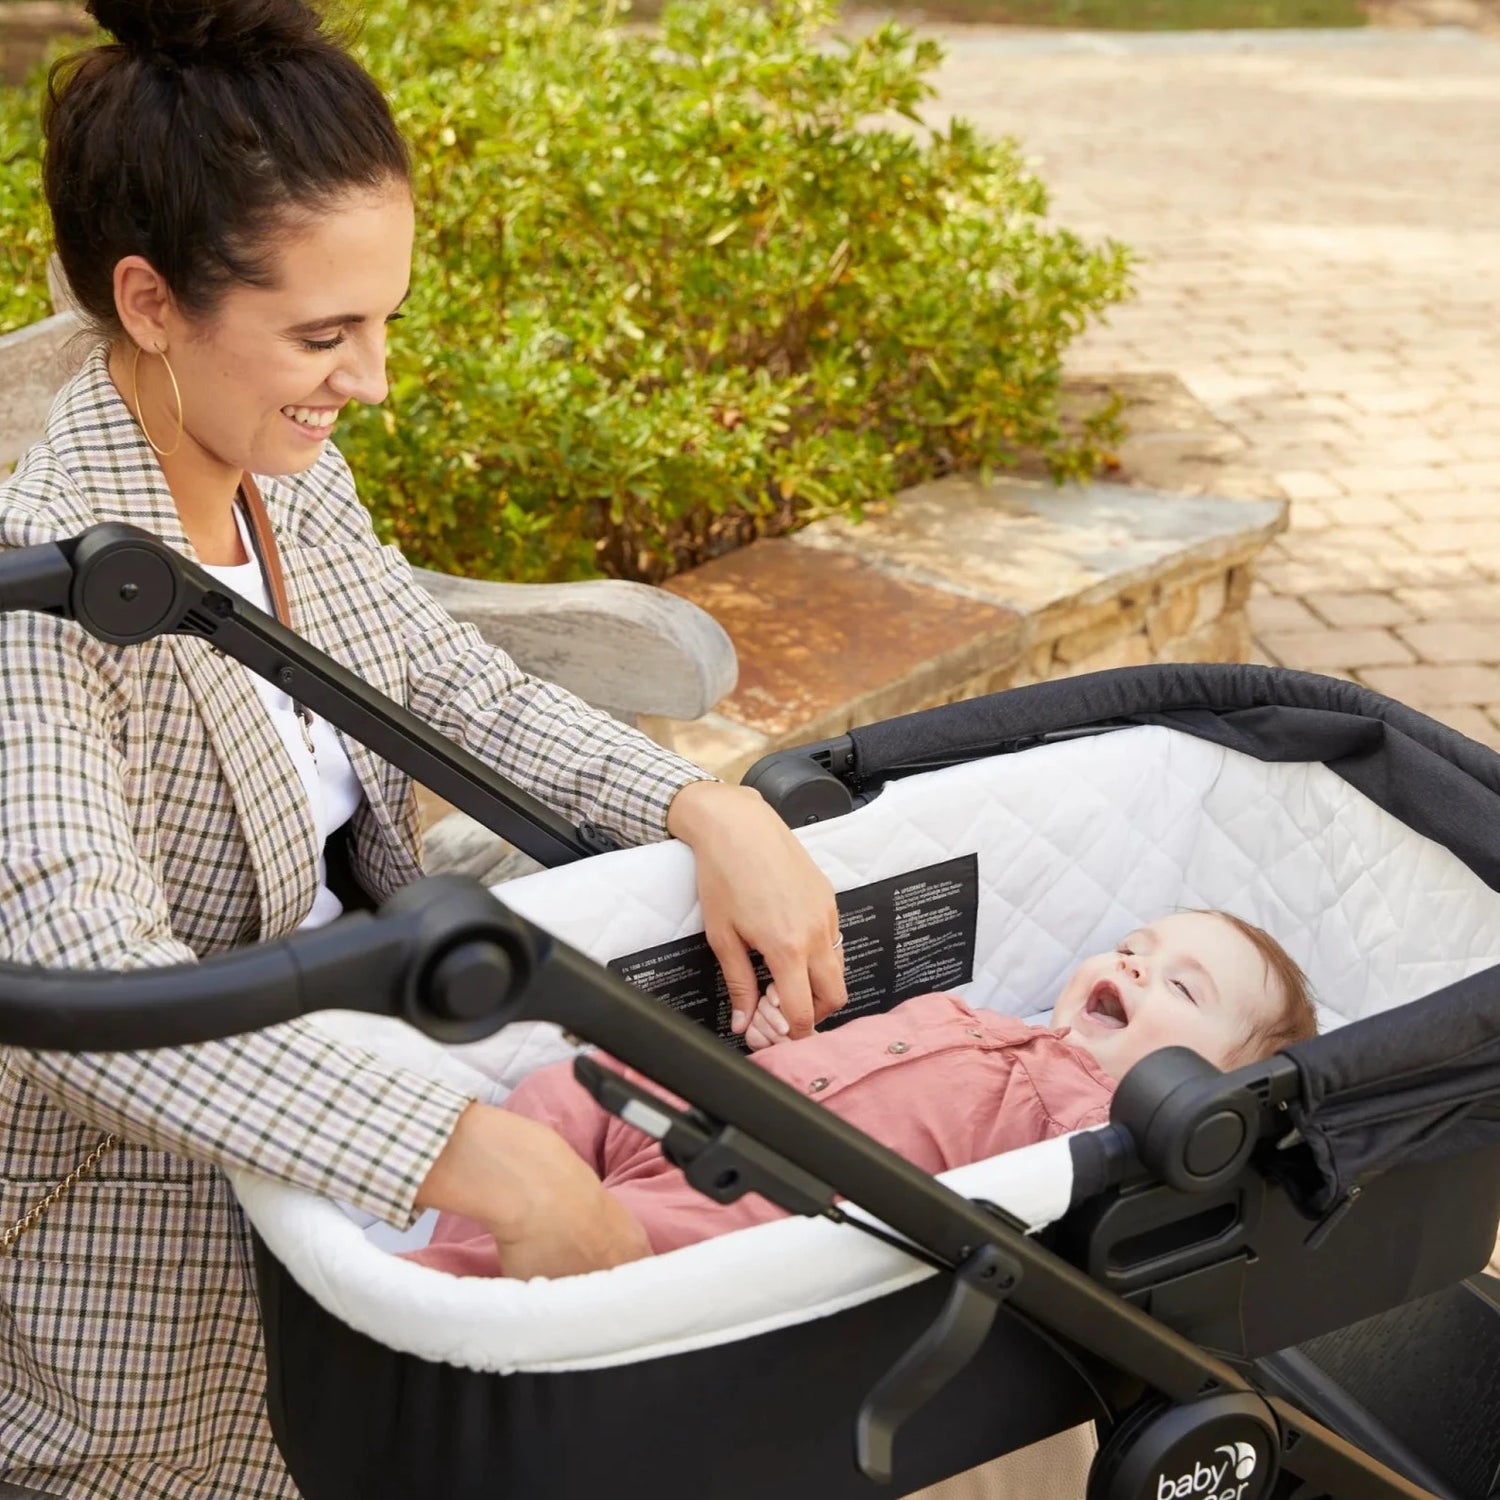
left=237, top=474, right=318, bottom=754
left=237, top=474, right=293, bottom=627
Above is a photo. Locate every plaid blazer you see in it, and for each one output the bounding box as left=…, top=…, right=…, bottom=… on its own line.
left=0, top=347, right=707, bottom=1499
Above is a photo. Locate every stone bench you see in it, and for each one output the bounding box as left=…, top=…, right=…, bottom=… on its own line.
left=0, top=309, right=737, bottom=884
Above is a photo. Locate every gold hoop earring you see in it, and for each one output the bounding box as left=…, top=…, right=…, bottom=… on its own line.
left=130, top=343, right=184, bottom=458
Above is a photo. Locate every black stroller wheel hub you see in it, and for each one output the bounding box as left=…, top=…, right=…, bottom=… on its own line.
left=1089, top=1392, right=1281, bottom=1500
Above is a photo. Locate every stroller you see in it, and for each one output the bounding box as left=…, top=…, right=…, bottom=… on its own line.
left=1, top=527, right=1497, bottom=1500
left=235, top=664, right=1500, bottom=1500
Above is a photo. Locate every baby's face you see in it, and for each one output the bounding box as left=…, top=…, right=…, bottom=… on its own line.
left=1049, top=912, right=1281, bottom=1081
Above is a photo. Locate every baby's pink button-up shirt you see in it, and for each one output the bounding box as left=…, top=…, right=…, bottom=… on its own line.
left=409, top=993, right=1116, bottom=1276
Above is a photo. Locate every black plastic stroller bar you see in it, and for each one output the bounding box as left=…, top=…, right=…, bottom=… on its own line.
left=0, top=525, right=607, bottom=865
left=573, top=1054, right=840, bottom=1220
left=0, top=914, right=410, bottom=1050
left=855, top=1241, right=1018, bottom=1483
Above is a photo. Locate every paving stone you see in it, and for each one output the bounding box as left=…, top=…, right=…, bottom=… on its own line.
left=1445, top=461, right=1500, bottom=489
left=1286, top=503, right=1331, bottom=531
left=1403, top=490, right=1500, bottom=522
left=1247, top=594, right=1322, bottom=633
left=1422, top=705, right=1500, bottom=752
left=1453, top=433, right=1500, bottom=463
left=1394, top=519, right=1500, bottom=555
left=1329, top=465, right=1457, bottom=498
left=1395, top=621, right=1500, bottom=665
left=1373, top=435, right=1464, bottom=466
left=1394, top=584, right=1500, bottom=621
left=1302, top=591, right=1413, bottom=629
left=1257, top=627, right=1416, bottom=671
left=1285, top=526, right=1407, bottom=560
left=663, top=538, right=1023, bottom=740
left=1358, top=663, right=1500, bottom=708
left=918, top=29, right=1500, bottom=719
left=1318, top=497, right=1412, bottom=529
left=1278, top=468, right=1350, bottom=504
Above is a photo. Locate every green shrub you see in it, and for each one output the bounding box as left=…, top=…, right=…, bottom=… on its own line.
left=350, top=0, right=1132, bottom=582
left=0, top=0, right=1134, bottom=583
left=0, top=68, right=51, bottom=338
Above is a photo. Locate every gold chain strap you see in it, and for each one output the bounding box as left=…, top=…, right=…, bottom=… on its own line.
left=1, top=1134, right=118, bottom=1253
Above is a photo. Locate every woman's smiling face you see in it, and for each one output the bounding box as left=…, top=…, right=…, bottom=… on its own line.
left=1049, top=911, right=1284, bottom=1080
left=132, top=180, right=415, bottom=479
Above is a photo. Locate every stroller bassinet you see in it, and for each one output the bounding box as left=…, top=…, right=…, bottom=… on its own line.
left=229, top=664, right=1500, bottom=1500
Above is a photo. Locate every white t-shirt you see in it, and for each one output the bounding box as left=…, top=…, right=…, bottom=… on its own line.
left=200, top=508, right=364, bottom=929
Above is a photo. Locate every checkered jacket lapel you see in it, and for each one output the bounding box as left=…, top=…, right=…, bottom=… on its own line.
left=45, top=350, right=326, bottom=936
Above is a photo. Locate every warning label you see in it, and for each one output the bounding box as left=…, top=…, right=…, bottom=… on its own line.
left=607, top=854, right=979, bottom=1046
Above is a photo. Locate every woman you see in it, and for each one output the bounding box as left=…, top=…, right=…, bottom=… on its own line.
left=0, top=1, right=846, bottom=1495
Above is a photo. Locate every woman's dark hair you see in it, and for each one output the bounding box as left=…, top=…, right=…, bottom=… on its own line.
left=44, top=0, right=410, bottom=336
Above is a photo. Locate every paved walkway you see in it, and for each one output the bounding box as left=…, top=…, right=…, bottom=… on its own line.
left=923, top=26, right=1500, bottom=748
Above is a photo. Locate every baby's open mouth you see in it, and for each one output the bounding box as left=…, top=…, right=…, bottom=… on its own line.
left=1084, top=979, right=1128, bottom=1029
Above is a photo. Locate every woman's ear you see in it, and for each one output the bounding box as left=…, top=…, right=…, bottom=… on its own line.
left=113, top=256, right=175, bottom=352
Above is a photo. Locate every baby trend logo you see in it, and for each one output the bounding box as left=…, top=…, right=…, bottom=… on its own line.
left=1155, top=1440, right=1258, bottom=1498
left=1216, top=1443, right=1258, bottom=1480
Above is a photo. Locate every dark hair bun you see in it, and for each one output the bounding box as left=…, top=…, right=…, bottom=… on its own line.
left=87, top=0, right=321, bottom=63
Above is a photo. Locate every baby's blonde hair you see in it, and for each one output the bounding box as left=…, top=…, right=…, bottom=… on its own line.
left=1200, top=910, right=1318, bottom=1062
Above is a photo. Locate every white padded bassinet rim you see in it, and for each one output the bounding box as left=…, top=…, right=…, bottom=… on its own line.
left=235, top=1120, right=1079, bottom=1376
left=231, top=725, right=1500, bottom=1374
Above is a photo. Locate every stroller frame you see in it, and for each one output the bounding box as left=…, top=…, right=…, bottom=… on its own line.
left=2, top=525, right=1498, bottom=1500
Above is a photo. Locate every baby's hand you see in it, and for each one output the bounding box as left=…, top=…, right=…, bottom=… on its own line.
left=743, top=984, right=795, bottom=1051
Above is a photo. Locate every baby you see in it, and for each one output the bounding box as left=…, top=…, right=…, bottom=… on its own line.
left=406, top=910, right=1316, bottom=1276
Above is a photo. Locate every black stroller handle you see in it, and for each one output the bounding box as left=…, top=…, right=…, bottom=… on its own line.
left=0, top=876, right=536, bottom=1053
left=0, top=913, right=404, bottom=1051
left=0, top=524, right=614, bottom=866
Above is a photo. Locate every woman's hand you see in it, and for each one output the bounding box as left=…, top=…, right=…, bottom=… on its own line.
left=418, top=1103, right=650, bottom=1279
left=666, top=780, right=847, bottom=1041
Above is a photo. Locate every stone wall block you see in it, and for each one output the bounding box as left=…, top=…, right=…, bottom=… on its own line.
left=1226, top=564, right=1255, bottom=609
left=1145, top=583, right=1200, bottom=651
left=1036, top=591, right=1148, bottom=646
left=1054, top=610, right=1143, bottom=665
left=1146, top=544, right=1264, bottom=599
left=1156, top=610, right=1253, bottom=665
left=946, top=663, right=1024, bottom=704
left=1058, top=630, right=1154, bottom=678
left=1192, top=572, right=1229, bottom=632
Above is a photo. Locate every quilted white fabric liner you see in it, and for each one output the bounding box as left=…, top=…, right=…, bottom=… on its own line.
left=233, top=724, right=1500, bottom=1375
